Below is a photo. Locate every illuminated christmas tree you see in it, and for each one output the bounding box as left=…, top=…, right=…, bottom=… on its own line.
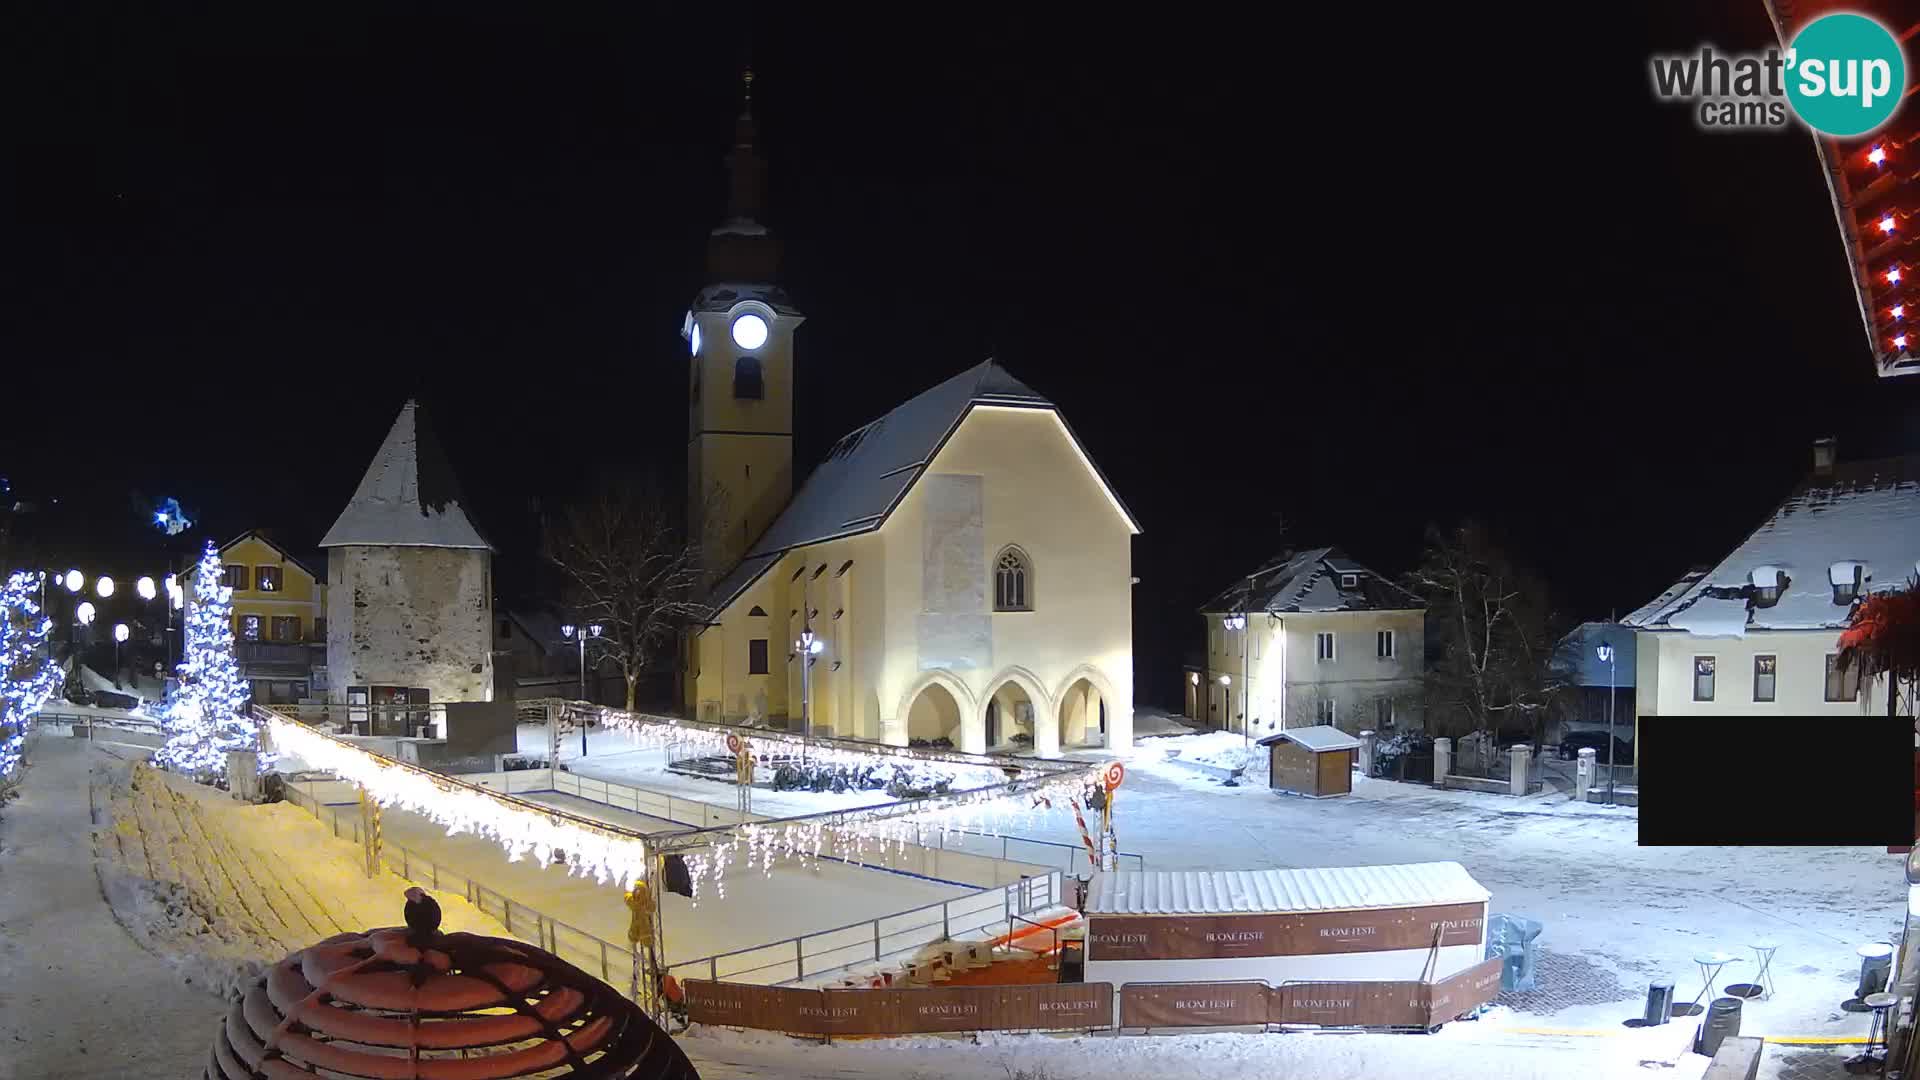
left=1, top=571, right=63, bottom=782
left=155, top=540, right=260, bottom=775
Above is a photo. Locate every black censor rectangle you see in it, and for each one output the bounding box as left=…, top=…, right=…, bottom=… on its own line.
left=1638, top=718, right=1912, bottom=846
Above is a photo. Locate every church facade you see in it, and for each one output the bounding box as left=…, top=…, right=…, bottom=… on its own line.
left=681, top=80, right=1139, bottom=756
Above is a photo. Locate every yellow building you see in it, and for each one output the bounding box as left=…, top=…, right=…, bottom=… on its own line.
left=681, top=84, right=1140, bottom=757
left=182, top=530, right=328, bottom=704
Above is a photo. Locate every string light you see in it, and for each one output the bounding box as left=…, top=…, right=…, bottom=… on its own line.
left=1871, top=146, right=1888, bottom=165
left=267, top=716, right=652, bottom=889
left=1896, top=335, right=1909, bottom=350
left=1890, top=268, right=1903, bottom=285
left=1882, top=216, right=1898, bottom=234
left=1894, top=305, right=1905, bottom=320
left=0, top=572, right=64, bottom=780
left=155, top=539, right=262, bottom=776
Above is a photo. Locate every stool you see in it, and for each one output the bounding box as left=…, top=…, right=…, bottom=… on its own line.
left=1690, top=951, right=1741, bottom=1012
left=1847, top=992, right=1898, bottom=1072
left=1726, top=940, right=1778, bottom=1001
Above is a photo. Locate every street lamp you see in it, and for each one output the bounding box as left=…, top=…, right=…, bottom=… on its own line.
left=1596, top=641, right=1617, bottom=805
left=76, top=601, right=95, bottom=625
left=95, top=575, right=114, bottom=599
left=136, top=576, right=157, bottom=601
left=114, top=623, right=129, bottom=681
left=796, top=627, right=825, bottom=757
left=560, top=623, right=602, bottom=758
left=64, top=570, right=83, bottom=593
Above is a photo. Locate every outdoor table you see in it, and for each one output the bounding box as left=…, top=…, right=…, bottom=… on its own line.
left=1727, top=940, right=1778, bottom=1001
left=1850, top=991, right=1900, bottom=1071
left=1690, top=951, right=1741, bottom=1011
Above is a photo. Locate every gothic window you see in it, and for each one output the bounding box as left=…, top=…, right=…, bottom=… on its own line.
left=733, top=355, right=764, bottom=399
left=994, top=547, right=1033, bottom=611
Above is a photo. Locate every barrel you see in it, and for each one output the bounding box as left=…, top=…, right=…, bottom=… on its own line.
left=1643, top=981, right=1674, bottom=1025
left=1697, top=996, right=1742, bottom=1057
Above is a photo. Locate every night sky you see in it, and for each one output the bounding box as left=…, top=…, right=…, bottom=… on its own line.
left=8, top=4, right=1920, bottom=710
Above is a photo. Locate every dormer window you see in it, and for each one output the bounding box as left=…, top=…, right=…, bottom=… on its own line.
left=1340, top=573, right=1359, bottom=588
left=1830, top=561, right=1866, bottom=605
left=1749, top=565, right=1785, bottom=608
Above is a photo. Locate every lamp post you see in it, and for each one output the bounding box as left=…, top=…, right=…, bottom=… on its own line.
left=1224, top=613, right=1249, bottom=745
left=796, top=628, right=824, bottom=760
left=1596, top=641, right=1617, bottom=806
left=113, top=623, right=129, bottom=683
left=561, top=623, right=602, bottom=758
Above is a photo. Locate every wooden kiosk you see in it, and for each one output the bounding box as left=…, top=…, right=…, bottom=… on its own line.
left=1258, top=725, right=1361, bottom=797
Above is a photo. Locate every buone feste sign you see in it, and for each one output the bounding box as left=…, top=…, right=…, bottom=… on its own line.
left=1086, top=902, right=1487, bottom=961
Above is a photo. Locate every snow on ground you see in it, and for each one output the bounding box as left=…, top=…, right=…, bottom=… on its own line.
left=1048, top=729, right=1903, bottom=1040
left=0, top=735, right=223, bottom=1080
left=683, top=1016, right=1713, bottom=1080
left=92, top=746, right=525, bottom=1003
left=277, top=758, right=976, bottom=971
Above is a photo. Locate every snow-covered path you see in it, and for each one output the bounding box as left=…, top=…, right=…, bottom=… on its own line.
left=0, top=734, right=221, bottom=1079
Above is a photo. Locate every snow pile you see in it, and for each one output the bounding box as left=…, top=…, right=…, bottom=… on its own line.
left=95, top=863, right=272, bottom=1001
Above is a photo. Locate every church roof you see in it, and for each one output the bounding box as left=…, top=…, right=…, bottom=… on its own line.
left=320, top=400, right=493, bottom=551
left=704, top=359, right=1139, bottom=611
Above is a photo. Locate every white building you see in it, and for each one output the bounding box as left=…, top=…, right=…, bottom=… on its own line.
left=320, top=400, right=496, bottom=714
left=1194, top=548, right=1426, bottom=738
left=1622, top=439, right=1920, bottom=740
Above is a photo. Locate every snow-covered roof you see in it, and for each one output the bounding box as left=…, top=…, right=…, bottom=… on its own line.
left=692, top=282, right=802, bottom=316
left=1200, top=547, right=1423, bottom=615
left=1256, top=724, right=1361, bottom=752
left=1086, top=862, right=1490, bottom=916
left=320, top=400, right=492, bottom=551
left=705, top=360, right=1141, bottom=610
left=1623, top=455, right=1920, bottom=635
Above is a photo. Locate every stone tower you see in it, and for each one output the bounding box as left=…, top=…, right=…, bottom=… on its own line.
left=686, top=70, right=806, bottom=585
left=320, top=400, right=495, bottom=706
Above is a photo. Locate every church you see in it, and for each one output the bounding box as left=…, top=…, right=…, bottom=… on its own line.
left=682, top=78, right=1140, bottom=757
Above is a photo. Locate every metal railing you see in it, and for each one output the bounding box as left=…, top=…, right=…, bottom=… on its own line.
left=927, top=827, right=1145, bottom=876
left=665, top=870, right=1061, bottom=987
left=33, top=710, right=164, bottom=736
left=553, top=770, right=754, bottom=831
left=279, top=783, right=639, bottom=993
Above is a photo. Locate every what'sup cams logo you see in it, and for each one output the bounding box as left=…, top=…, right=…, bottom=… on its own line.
left=1651, top=12, right=1906, bottom=135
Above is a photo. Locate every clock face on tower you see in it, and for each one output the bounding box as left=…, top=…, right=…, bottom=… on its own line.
left=731, top=313, right=769, bottom=351
left=690, top=323, right=702, bottom=357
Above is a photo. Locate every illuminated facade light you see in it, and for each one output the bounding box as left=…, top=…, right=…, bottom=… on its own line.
left=1871, top=146, right=1888, bottom=165
left=1882, top=216, right=1898, bottom=234
left=1890, top=268, right=1903, bottom=285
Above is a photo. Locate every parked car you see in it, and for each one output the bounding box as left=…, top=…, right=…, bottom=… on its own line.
left=1559, top=730, right=1633, bottom=763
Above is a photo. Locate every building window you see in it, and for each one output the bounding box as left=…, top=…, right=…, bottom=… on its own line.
left=1754, top=655, right=1777, bottom=702
left=1316, top=631, right=1335, bottom=662
left=1832, top=563, right=1864, bottom=606
left=1376, top=697, right=1394, bottom=728
left=1692, top=656, right=1716, bottom=701
left=270, top=616, right=300, bottom=642
left=1376, top=629, right=1395, bottom=659
left=1340, top=573, right=1359, bottom=588
left=748, top=605, right=768, bottom=617
left=994, top=547, right=1033, bottom=611
left=1316, top=698, right=1336, bottom=725
left=748, top=639, right=769, bottom=675
left=239, top=614, right=263, bottom=641
left=223, top=564, right=249, bottom=591
left=1826, top=653, right=1861, bottom=702
left=256, top=566, right=282, bottom=592
left=314, top=617, right=327, bottom=641
left=733, top=355, right=764, bottom=399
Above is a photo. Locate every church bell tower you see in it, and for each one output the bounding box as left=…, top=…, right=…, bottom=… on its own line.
left=686, top=70, right=804, bottom=583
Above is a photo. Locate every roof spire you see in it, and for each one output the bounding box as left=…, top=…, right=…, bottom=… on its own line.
left=708, top=67, right=779, bottom=281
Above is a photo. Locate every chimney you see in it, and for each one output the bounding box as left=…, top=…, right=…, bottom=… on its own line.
left=1812, top=436, right=1837, bottom=476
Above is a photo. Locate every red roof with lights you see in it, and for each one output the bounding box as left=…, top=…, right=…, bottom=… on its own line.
left=1765, top=1, right=1920, bottom=376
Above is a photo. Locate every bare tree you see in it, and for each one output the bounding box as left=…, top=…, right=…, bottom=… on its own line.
left=542, top=476, right=713, bottom=712
left=1403, top=521, right=1570, bottom=743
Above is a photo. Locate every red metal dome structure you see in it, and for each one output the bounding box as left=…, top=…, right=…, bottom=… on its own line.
left=1764, top=0, right=1920, bottom=377
left=207, top=893, right=699, bottom=1079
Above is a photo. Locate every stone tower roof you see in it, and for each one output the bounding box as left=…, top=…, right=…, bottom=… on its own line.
left=320, top=400, right=492, bottom=550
